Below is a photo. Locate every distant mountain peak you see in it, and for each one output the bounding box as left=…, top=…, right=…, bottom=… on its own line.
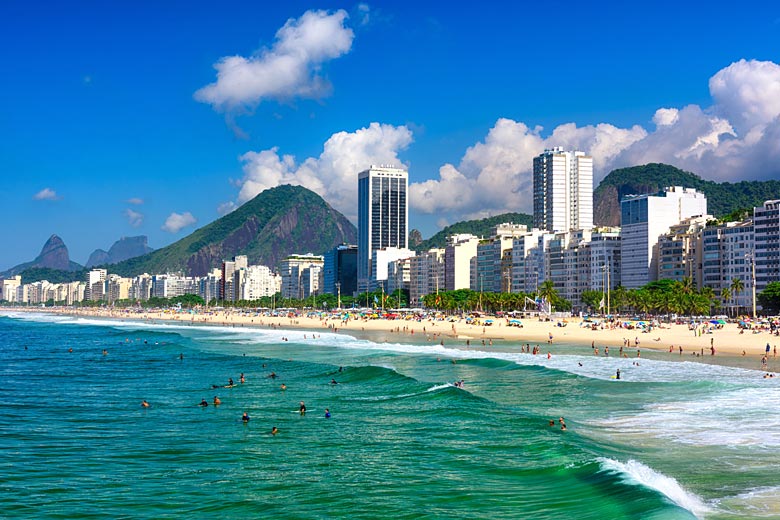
left=1, top=234, right=82, bottom=278
left=86, top=235, right=154, bottom=267
left=110, top=184, right=356, bottom=277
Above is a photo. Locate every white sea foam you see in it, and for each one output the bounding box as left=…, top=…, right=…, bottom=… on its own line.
left=598, top=458, right=711, bottom=518
left=596, top=385, right=780, bottom=448
left=715, top=486, right=780, bottom=517
left=3, top=311, right=769, bottom=387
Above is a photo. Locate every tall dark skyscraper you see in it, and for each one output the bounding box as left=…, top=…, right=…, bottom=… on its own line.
left=357, top=166, right=408, bottom=293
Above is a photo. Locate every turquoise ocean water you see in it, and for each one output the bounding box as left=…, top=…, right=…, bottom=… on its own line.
left=1, top=311, right=779, bottom=519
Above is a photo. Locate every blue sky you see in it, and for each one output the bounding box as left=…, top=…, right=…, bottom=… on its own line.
left=2, top=1, right=780, bottom=270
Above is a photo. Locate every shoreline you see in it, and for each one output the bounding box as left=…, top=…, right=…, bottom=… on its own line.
left=3, top=306, right=779, bottom=370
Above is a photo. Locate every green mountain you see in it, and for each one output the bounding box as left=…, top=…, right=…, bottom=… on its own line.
left=109, top=185, right=356, bottom=277
left=594, top=163, right=780, bottom=226
left=412, top=212, right=534, bottom=251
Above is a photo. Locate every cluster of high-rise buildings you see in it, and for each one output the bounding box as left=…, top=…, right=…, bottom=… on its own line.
left=2, top=152, right=780, bottom=312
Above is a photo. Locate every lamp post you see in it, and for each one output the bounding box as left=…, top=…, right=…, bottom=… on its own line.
left=746, top=252, right=757, bottom=318
left=479, top=274, right=483, bottom=312
left=606, top=257, right=611, bottom=316
left=336, top=282, right=341, bottom=310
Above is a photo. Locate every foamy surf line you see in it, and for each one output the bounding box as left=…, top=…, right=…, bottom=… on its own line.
left=597, top=458, right=712, bottom=518
left=594, top=385, right=780, bottom=448
left=2, top=311, right=768, bottom=385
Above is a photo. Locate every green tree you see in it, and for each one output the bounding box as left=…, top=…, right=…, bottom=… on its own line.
left=758, top=282, right=780, bottom=315
left=537, top=280, right=557, bottom=312
left=580, top=290, right=603, bottom=312
left=730, top=277, right=744, bottom=316
left=720, top=287, right=731, bottom=317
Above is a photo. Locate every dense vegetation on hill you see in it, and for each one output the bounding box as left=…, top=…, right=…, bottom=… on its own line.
left=108, top=185, right=356, bottom=277
left=16, top=267, right=86, bottom=284
left=412, top=212, right=534, bottom=251
left=594, top=163, right=780, bottom=226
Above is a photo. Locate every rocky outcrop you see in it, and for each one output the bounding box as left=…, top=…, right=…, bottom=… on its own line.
left=1, top=234, right=83, bottom=277
left=86, top=236, right=154, bottom=267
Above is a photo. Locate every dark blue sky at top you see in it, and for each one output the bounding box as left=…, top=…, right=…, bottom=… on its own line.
left=1, top=0, right=778, bottom=268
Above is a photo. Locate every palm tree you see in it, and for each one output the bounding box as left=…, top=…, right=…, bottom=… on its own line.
left=731, top=277, right=744, bottom=317
left=720, top=287, right=731, bottom=317
left=538, top=280, right=557, bottom=313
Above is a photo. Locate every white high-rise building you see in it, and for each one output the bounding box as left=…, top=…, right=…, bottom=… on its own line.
left=358, top=166, right=408, bottom=293
left=408, top=249, right=445, bottom=306
left=0, top=276, right=22, bottom=303
left=444, top=234, right=480, bottom=291
left=280, top=254, right=324, bottom=299
left=533, top=147, right=593, bottom=232
left=511, top=230, right=553, bottom=294
left=239, top=265, right=280, bottom=301
left=620, top=187, right=707, bottom=289
left=86, top=269, right=107, bottom=301
left=754, top=200, right=780, bottom=294
left=371, top=247, right=416, bottom=291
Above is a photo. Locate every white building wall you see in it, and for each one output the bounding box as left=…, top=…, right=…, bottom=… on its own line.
left=621, top=187, right=707, bottom=289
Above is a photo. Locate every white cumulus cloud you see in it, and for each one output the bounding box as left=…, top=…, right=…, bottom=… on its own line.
left=411, top=58, right=780, bottom=222
left=124, top=209, right=144, bottom=228
left=194, top=9, right=354, bottom=113
left=221, top=58, right=780, bottom=230
left=127, top=197, right=144, bottom=205
left=230, top=122, right=412, bottom=221
left=409, top=118, right=646, bottom=217
left=33, top=188, right=60, bottom=201
left=709, top=59, right=780, bottom=134
left=161, top=212, right=197, bottom=233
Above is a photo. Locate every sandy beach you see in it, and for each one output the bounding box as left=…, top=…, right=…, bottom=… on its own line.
left=7, top=306, right=779, bottom=362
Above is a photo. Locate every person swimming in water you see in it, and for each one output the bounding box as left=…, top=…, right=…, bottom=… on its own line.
left=242, top=412, right=250, bottom=422
left=199, top=399, right=208, bottom=407
left=240, top=373, right=245, bottom=383
left=228, top=378, right=234, bottom=387
left=271, top=426, right=278, bottom=435
left=213, top=396, right=221, bottom=405
left=299, top=401, right=306, bottom=416
left=325, top=408, right=331, bottom=418
left=330, top=378, right=338, bottom=385
left=141, top=400, right=150, bottom=408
